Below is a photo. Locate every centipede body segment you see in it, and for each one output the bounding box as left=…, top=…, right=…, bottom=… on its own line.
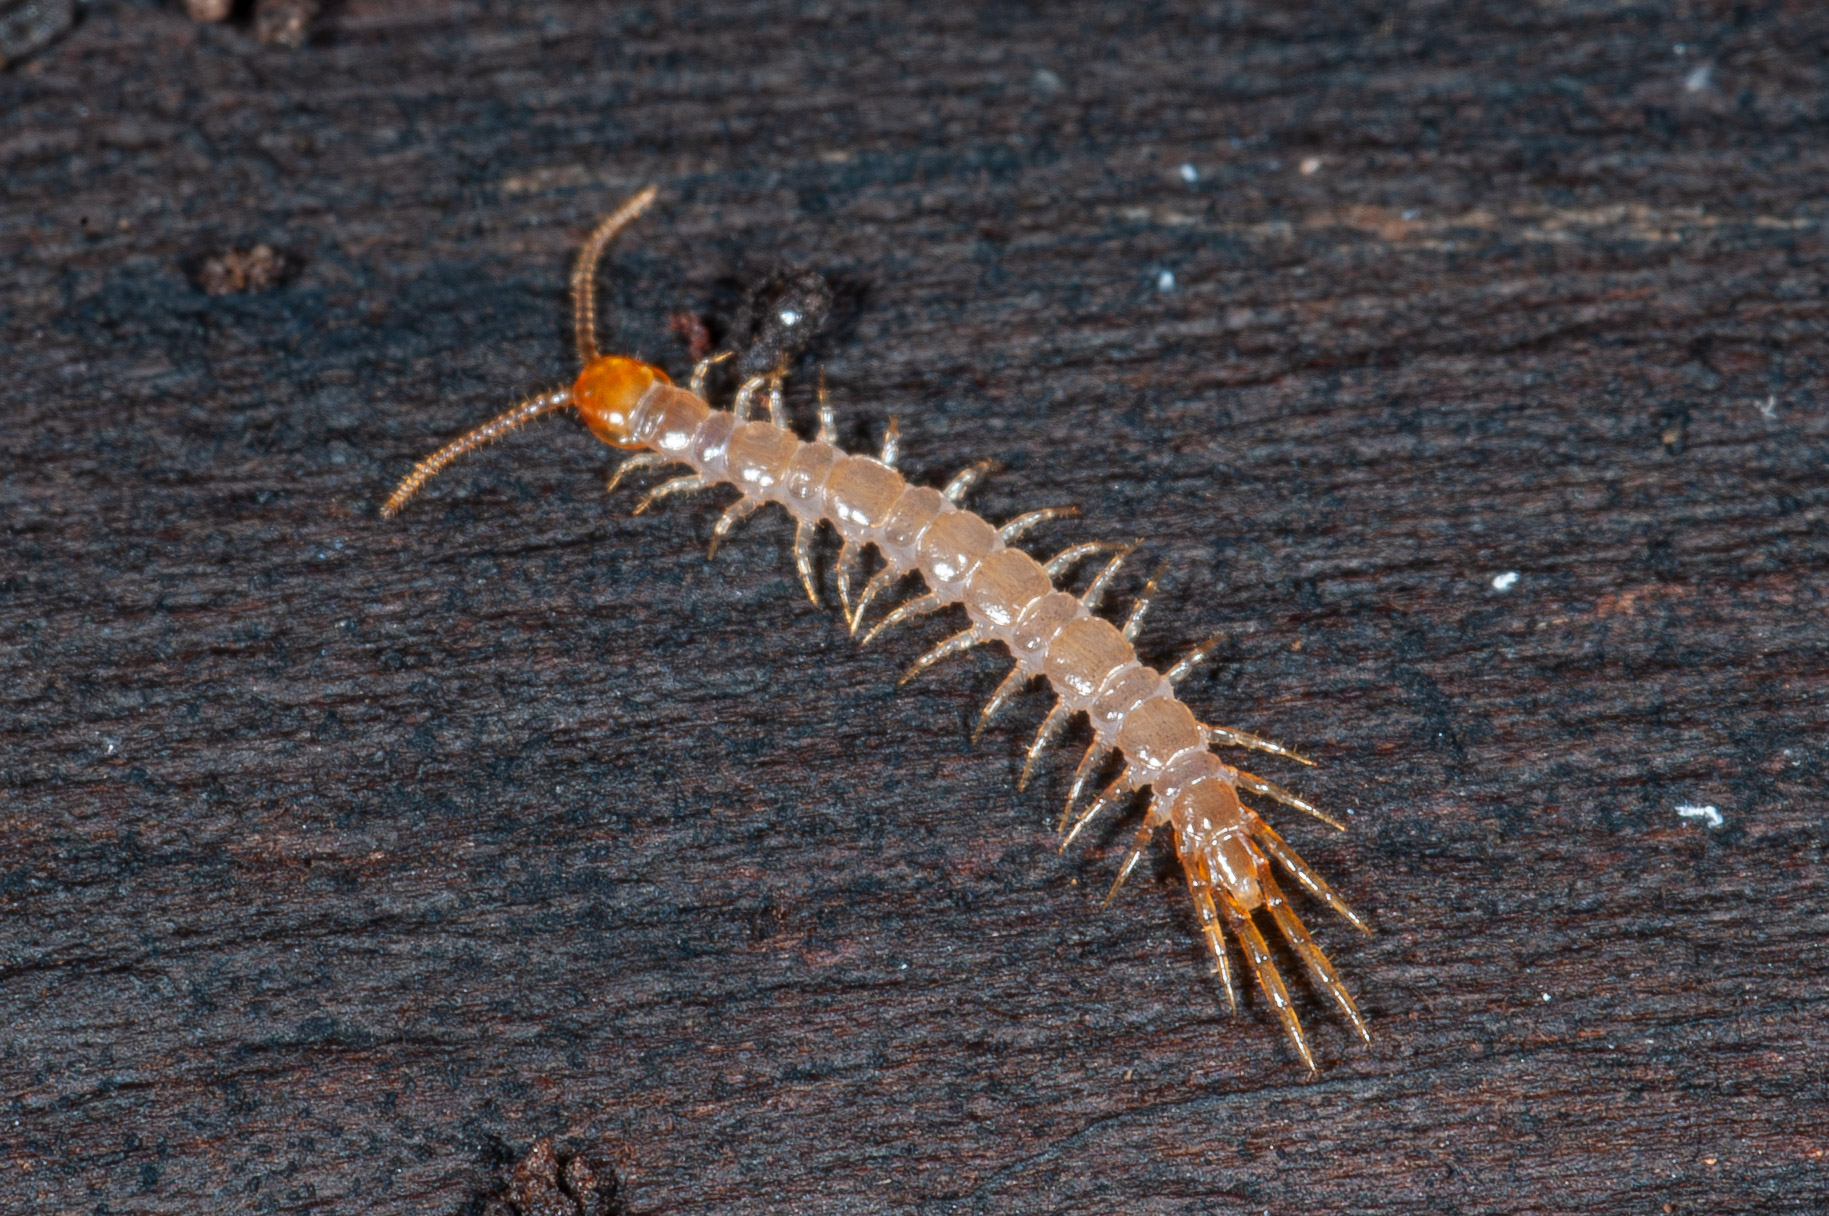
left=382, top=186, right=1373, bottom=1071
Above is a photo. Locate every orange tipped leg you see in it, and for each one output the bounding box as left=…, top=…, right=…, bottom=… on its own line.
left=1247, top=813, right=1370, bottom=935
left=1185, top=861, right=1238, bottom=1011
left=1219, top=891, right=1315, bottom=1072
left=1261, top=871, right=1370, bottom=1043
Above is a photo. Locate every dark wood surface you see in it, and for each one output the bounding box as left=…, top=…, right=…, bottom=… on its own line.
left=4, top=3, right=1826, bottom=1213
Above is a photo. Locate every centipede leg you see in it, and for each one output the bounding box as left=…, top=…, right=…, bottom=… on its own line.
left=1204, top=724, right=1316, bottom=767
left=941, top=459, right=998, bottom=504
left=1018, top=700, right=1072, bottom=791
left=731, top=373, right=770, bottom=421
left=793, top=519, right=822, bottom=606
left=815, top=370, right=837, bottom=444
left=999, top=506, right=1080, bottom=545
left=1247, top=812, right=1370, bottom=934
left=764, top=370, right=788, bottom=428
left=689, top=350, right=733, bottom=397
left=1232, top=768, right=1342, bottom=829
left=849, top=564, right=905, bottom=637
left=1063, top=769, right=1132, bottom=850
left=899, top=628, right=977, bottom=686
left=835, top=540, right=863, bottom=624
left=1164, top=635, right=1221, bottom=687
left=1080, top=542, right=1141, bottom=614
left=973, top=665, right=1033, bottom=742
left=1186, top=859, right=1238, bottom=1011
left=1058, top=741, right=1114, bottom=831
left=605, top=452, right=669, bottom=497
left=632, top=473, right=710, bottom=516
left=1102, top=814, right=1157, bottom=905
left=1121, top=564, right=1168, bottom=642
left=1219, top=892, right=1315, bottom=1072
left=859, top=592, right=942, bottom=646
left=1042, top=540, right=1127, bottom=581
left=1261, top=870, right=1370, bottom=1043
left=879, top=418, right=901, bottom=468
left=707, top=495, right=762, bottom=558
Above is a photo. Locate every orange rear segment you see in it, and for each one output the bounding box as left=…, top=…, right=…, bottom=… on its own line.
left=572, top=355, right=671, bottom=448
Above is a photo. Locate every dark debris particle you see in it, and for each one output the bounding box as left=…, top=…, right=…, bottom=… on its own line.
left=253, top=0, right=318, bottom=47
left=725, top=268, right=837, bottom=378
left=0, top=0, right=75, bottom=68
left=668, top=311, right=714, bottom=362
left=480, top=1138, right=619, bottom=1216
left=194, top=244, right=296, bottom=295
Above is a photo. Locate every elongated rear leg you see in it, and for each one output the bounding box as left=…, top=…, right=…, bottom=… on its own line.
left=1218, top=891, right=1314, bottom=1072
left=1260, top=869, right=1370, bottom=1042
left=1186, top=858, right=1238, bottom=1011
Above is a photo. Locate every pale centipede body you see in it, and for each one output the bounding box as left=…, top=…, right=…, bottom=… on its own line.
left=382, top=186, right=1373, bottom=1072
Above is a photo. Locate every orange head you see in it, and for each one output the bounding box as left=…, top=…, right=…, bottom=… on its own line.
left=571, top=355, right=671, bottom=448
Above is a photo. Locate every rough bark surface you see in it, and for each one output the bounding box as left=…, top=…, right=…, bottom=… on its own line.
left=3, top=3, right=1826, bottom=1214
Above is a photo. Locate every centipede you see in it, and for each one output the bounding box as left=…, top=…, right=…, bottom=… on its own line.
left=381, top=186, right=1372, bottom=1071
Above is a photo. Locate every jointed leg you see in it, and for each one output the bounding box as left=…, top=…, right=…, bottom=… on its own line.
left=859, top=591, right=943, bottom=646
left=941, top=460, right=998, bottom=504
left=708, top=494, right=762, bottom=557
left=899, top=628, right=978, bottom=686
left=998, top=505, right=1079, bottom=545
left=793, top=519, right=821, bottom=606
left=1121, top=564, right=1168, bottom=642
left=1080, top=542, right=1141, bottom=613
left=1043, top=540, right=1127, bottom=581
left=1102, top=816, right=1158, bottom=905
left=732, top=373, right=770, bottom=421
left=880, top=418, right=901, bottom=468
left=1164, top=635, right=1221, bottom=687
left=1205, top=724, right=1315, bottom=767
left=1186, top=860, right=1238, bottom=1010
left=1063, top=769, right=1132, bottom=850
left=1219, top=891, right=1315, bottom=1072
left=1018, top=700, right=1073, bottom=791
left=570, top=186, right=660, bottom=365
left=1232, top=768, right=1342, bottom=830
left=1058, top=741, right=1114, bottom=831
left=815, top=371, right=837, bottom=444
left=633, top=473, right=710, bottom=516
left=1261, top=870, right=1370, bottom=1043
left=849, top=564, right=905, bottom=637
left=765, top=370, right=788, bottom=428
left=973, top=665, right=1034, bottom=742
left=690, top=350, right=733, bottom=397
left=605, top=451, right=671, bottom=497
left=1247, top=813, right=1370, bottom=934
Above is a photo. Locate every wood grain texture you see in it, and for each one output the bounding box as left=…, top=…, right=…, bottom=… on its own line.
left=3, top=3, right=1826, bottom=1213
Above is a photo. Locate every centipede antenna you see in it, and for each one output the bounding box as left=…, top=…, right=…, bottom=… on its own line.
left=381, top=387, right=574, bottom=519
left=571, top=184, right=660, bottom=365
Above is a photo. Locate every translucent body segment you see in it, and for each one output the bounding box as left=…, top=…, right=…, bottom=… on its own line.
left=824, top=455, right=907, bottom=540
left=963, top=548, right=1052, bottom=639
left=727, top=421, right=801, bottom=495
left=689, top=410, right=739, bottom=479
left=878, top=486, right=949, bottom=570
left=1089, top=667, right=1169, bottom=742
left=1009, top=591, right=1083, bottom=673
left=1044, top=615, right=1134, bottom=706
left=630, top=384, right=709, bottom=455
left=1104, top=691, right=1207, bottom=778
left=917, top=510, right=1000, bottom=593
left=780, top=441, right=841, bottom=518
